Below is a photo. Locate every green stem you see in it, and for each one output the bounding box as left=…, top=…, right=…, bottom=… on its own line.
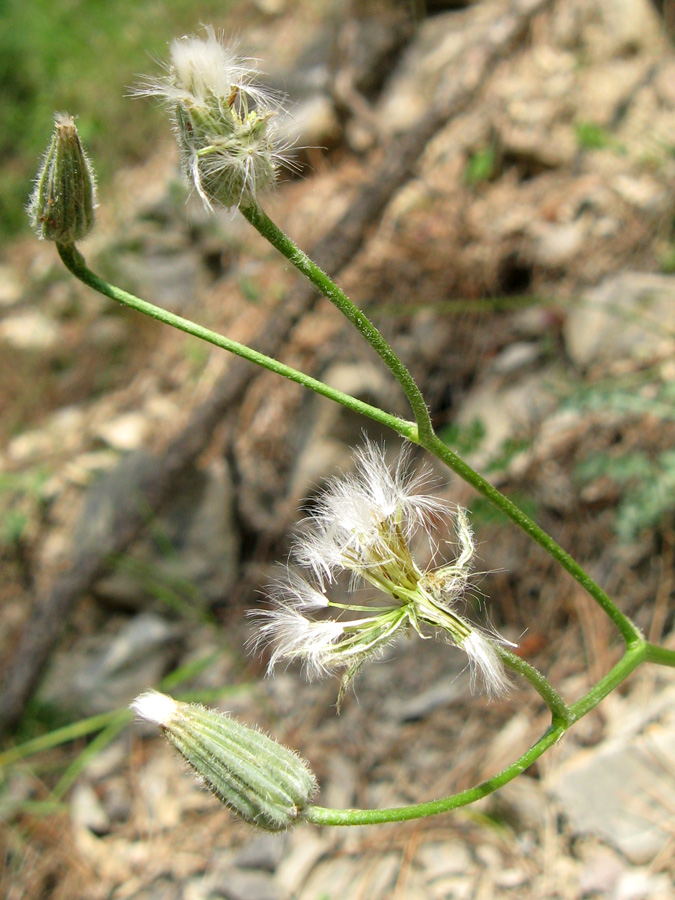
left=499, top=648, right=571, bottom=725
left=303, top=636, right=675, bottom=826
left=567, top=641, right=672, bottom=722
left=644, top=642, right=675, bottom=667
left=240, top=203, right=434, bottom=441
left=56, top=242, right=415, bottom=442
left=238, top=208, right=642, bottom=649
left=422, top=433, right=642, bottom=647
left=303, top=721, right=565, bottom=826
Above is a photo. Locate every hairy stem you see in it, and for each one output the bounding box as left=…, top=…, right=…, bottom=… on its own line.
left=240, top=203, right=434, bottom=441
left=422, top=433, right=642, bottom=647
left=499, top=648, right=570, bottom=725
left=56, top=242, right=415, bottom=441
left=303, top=636, right=674, bottom=826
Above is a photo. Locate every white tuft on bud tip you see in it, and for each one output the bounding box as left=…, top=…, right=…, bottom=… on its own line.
left=131, top=690, right=178, bottom=726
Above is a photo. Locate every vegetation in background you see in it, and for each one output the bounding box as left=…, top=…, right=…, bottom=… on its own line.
left=0, top=0, right=246, bottom=236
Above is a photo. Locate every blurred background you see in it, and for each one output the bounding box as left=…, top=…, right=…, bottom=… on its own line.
left=1, top=1, right=675, bottom=898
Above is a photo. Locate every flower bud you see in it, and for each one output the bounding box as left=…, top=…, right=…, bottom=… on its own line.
left=27, top=113, right=97, bottom=243
left=132, top=691, right=317, bottom=831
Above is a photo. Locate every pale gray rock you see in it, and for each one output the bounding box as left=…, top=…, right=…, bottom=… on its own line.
left=454, top=367, right=562, bottom=471
left=0, top=263, right=23, bottom=307
left=70, top=782, right=110, bottom=836
left=210, top=869, right=282, bottom=900
left=384, top=671, right=468, bottom=722
left=531, top=219, right=587, bottom=268
left=492, top=341, right=544, bottom=374
left=0, top=310, right=60, bottom=350
left=416, top=840, right=474, bottom=880
left=39, top=612, right=182, bottom=716
left=94, top=459, right=239, bottom=612
left=233, top=835, right=289, bottom=873
left=564, top=273, right=675, bottom=370
left=546, top=685, right=675, bottom=864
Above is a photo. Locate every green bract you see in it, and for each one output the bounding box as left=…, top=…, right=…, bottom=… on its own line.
left=132, top=691, right=317, bottom=832
left=27, top=113, right=97, bottom=243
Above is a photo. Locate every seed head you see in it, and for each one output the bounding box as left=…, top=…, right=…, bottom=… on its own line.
left=27, top=113, right=97, bottom=243
left=249, top=441, right=512, bottom=704
left=133, top=27, right=294, bottom=210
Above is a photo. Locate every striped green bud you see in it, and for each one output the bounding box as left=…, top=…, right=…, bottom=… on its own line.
left=132, top=691, right=317, bottom=832
left=27, top=113, right=97, bottom=243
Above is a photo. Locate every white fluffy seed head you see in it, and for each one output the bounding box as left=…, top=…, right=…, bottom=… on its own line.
left=133, top=27, right=295, bottom=210
left=131, top=690, right=178, bottom=726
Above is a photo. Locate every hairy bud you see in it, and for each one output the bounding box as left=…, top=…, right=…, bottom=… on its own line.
left=27, top=113, right=97, bottom=243
left=132, top=691, right=317, bottom=831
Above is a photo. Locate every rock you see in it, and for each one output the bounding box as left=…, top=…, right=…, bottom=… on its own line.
left=564, top=272, right=675, bottom=369
left=94, top=459, right=239, bottom=612
left=531, top=219, right=587, bottom=268
left=233, top=835, right=288, bottom=873
left=0, top=264, right=22, bottom=307
left=96, top=412, right=149, bottom=451
left=490, top=774, right=549, bottom=831
left=0, top=310, right=60, bottom=350
left=574, top=0, right=664, bottom=61
left=384, top=671, right=468, bottom=722
left=494, top=868, right=528, bottom=888
left=6, top=404, right=86, bottom=463
left=210, top=869, right=282, bottom=900
left=492, top=341, right=544, bottom=374
left=275, top=831, right=329, bottom=896
left=117, top=245, right=204, bottom=314
left=38, top=612, right=182, bottom=716
left=578, top=844, right=627, bottom=897
left=70, top=782, right=110, bottom=836
left=416, top=841, right=474, bottom=880
left=454, top=368, right=562, bottom=471
left=546, top=685, right=675, bottom=863
left=615, top=869, right=673, bottom=900
left=284, top=94, right=341, bottom=150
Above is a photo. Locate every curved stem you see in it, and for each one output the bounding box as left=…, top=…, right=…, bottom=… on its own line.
left=240, top=203, right=434, bottom=441
left=499, top=648, right=571, bottom=725
left=568, top=642, right=648, bottom=722
left=56, top=242, right=415, bottom=442
left=303, top=721, right=565, bottom=826
left=304, top=636, right=675, bottom=827
left=422, top=433, right=642, bottom=647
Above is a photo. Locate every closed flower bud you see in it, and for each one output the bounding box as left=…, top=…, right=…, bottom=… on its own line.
left=131, top=690, right=317, bottom=832
left=27, top=113, right=97, bottom=243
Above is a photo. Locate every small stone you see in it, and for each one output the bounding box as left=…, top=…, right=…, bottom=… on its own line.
left=492, top=342, right=543, bottom=375
left=531, top=220, right=586, bottom=268
left=70, top=782, right=110, bottom=835
left=0, top=264, right=22, bottom=307
left=88, top=316, right=129, bottom=349
left=233, top=835, right=288, bottom=873
left=0, top=311, right=60, bottom=350
left=210, top=869, right=281, bottom=900
left=417, top=840, right=474, bottom=880
left=494, top=868, right=528, bottom=889
left=96, top=412, right=149, bottom=451
left=578, top=844, right=626, bottom=896
left=615, top=869, right=673, bottom=900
